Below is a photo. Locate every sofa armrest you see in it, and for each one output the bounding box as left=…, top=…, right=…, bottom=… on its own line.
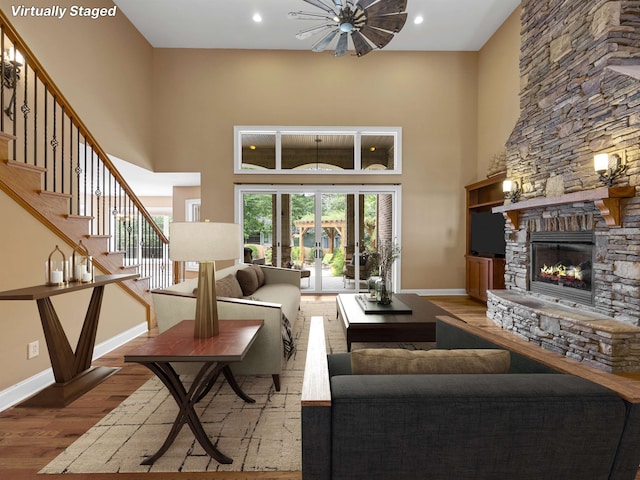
left=261, top=265, right=301, bottom=287
left=302, top=316, right=331, bottom=406
left=301, top=317, right=331, bottom=480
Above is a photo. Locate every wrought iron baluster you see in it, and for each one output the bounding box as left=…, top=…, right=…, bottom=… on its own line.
left=33, top=70, right=37, bottom=169
left=1, top=27, right=5, bottom=133
left=60, top=105, right=64, bottom=193
left=51, top=96, right=59, bottom=193
left=22, top=55, right=28, bottom=164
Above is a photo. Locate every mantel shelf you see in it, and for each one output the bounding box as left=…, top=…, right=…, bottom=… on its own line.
left=492, top=186, right=636, bottom=229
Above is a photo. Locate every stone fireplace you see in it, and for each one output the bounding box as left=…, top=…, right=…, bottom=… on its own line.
left=484, top=0, right=640, bottom=373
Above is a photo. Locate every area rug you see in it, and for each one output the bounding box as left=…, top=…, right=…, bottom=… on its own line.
left=40, top=296, right=436, bottom=474
left=40, top=298, right=345, bottom=474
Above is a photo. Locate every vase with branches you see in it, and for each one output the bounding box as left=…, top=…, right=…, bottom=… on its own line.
left=371, top=241, right=400, bottom=304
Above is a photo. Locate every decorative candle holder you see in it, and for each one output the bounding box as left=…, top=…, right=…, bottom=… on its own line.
left=71, top=240, right=94, bottom=283
left=46, top=245, right=68, bottom=286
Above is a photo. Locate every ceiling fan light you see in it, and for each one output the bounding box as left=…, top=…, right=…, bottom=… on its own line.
left=340, top=22, right=353, bottom=32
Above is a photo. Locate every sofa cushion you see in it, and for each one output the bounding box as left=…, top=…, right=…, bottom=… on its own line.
left=250, top=264, right=265, bottom=287
left=215, top=273, right=243, bottom=298
left=236, top=267, right=259, bottom=296
left=351, top=348, right=510, bottom=375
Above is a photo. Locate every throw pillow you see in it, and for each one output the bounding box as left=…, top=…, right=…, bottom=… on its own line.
left=250, top=263, right=265, bottom=287
left=236, top=267, right=259, bottom=296
left=351, top=348, right=510, bottom=375
left=215, top=274, right=243, bottom=298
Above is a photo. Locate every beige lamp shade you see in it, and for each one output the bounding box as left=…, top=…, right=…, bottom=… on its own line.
left=169, top=222, right=242, bottom=262
left=169, top=221, right=242, bottom=338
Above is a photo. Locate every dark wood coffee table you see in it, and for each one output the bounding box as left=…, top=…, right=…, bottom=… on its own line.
left=337, top=293, right=448, bottom=351
left=124, top=319, right=263, bottom=465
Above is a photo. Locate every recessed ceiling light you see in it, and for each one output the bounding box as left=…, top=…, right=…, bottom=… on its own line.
left=414, top=15, right=424, bottom=25
left=253, top=13, right=262, bottom=23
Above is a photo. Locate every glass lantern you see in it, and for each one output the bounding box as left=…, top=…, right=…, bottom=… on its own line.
left=46, top=245, right=68, bottom=286
left=71, top=240, right=94, bottom=283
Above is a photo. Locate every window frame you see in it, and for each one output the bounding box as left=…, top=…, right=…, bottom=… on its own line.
left=234, top=126, right=402, bottom=175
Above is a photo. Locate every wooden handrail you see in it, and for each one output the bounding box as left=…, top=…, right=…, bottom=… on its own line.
left=0, top=9, right=168, bottom=245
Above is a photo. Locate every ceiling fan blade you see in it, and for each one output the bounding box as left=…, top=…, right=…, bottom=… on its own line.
left=360, top=25, right=395, bottom=48
left=356, top=0, right=378, bottom=9
left=296, top=23, right=334, bottom=40
left=351, top=30, right=374, bottom=57
left=288, top=11, right=338, bottom=21
left=303, top=0, right=337, bottom=14
left=312, top=29, right=340, bottom=51
left=334, top=32, right=349, bottom=56
left=366, top=13, right=407, bottom=32
left=364, top=0, right=407, bottom=16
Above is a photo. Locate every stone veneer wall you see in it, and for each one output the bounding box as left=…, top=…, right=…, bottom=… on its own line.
left=502, top=0, right=640, bottom=324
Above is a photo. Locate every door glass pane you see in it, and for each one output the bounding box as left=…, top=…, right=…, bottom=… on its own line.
left=321, top=193, right=348, bottom=292
left=291, top=193, right=315, bottom=290
left=282, top=133, right=354, bottom=171
left=241, top=132, right=276, bottom=170
left=362, top=134, right=395, bottom=170
left=242, top=193, right=275, bottom=265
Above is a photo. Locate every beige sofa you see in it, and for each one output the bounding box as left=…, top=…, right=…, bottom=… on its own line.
left=151, top=263, right=301, bottom=391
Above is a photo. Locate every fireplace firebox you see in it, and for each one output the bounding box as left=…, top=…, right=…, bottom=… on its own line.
left=530, top=231, right=594, bottom=305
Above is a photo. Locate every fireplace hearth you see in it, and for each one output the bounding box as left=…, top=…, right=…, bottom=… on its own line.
left=530, top=231, right=594, bottom=306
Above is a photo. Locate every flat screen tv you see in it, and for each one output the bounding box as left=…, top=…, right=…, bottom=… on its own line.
left=470, top=211, right=506, bottom=258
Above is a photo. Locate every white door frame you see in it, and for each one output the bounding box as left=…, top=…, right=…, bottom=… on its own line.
left=235, top=184, right=402, bottom=293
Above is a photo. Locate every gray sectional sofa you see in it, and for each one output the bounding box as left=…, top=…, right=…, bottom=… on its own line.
left=301, top=316, right=640, bottom=480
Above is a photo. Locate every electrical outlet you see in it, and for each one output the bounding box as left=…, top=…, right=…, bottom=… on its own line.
left=27, top=340, right=39, bottom=359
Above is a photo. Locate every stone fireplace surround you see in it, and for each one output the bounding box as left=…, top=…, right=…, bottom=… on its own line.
left=485, top=1, right=640, bottom=372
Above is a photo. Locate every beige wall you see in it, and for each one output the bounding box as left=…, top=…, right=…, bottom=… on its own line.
left=476, top=6, right=521, bottom=181
left=152, top=49, right=479, bottom=289
left=0, top=5, right=522, bottom=395
left=0, top=1, right=154, bottom=169
left=0, top=190, right=146, bottom=391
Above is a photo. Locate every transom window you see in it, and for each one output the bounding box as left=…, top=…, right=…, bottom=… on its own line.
left=234, top=126, right=402, bottom=174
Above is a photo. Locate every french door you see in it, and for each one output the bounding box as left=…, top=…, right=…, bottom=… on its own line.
left=236, top=185, right=401, bottom=294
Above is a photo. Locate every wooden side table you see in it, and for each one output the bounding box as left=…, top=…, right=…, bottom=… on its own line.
left=124, top=319, right=264, bottom=465
left=0, top=273, right=139, bottom=407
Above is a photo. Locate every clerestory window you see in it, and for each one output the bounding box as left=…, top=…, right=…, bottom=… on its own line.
left=234, top=126, right=402, bottom=174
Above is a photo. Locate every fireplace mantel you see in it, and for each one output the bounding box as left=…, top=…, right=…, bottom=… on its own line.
left=493, top=186, right=636, bottom=229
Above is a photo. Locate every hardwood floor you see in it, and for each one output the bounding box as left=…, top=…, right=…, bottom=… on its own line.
left=1, top=295, right=637, bottom=479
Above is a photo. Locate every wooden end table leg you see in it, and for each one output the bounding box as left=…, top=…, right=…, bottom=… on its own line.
left=141, top=361, right=233, bottom=465
left=222, top=365, right=255, bottom=403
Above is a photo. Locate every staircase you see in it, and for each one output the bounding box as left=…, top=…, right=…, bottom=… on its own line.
left=0, top=131, right=152, bottom=314
left=0, top=12, right=171, bottom=326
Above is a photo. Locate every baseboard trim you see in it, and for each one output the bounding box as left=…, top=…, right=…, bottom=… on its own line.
left=401, top=288, right=468, bottom=296
left=0, top=322, right=148, bottom=412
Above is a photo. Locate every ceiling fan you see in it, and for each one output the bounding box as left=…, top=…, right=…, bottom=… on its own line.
left=289, top=0, right=408, bottom=57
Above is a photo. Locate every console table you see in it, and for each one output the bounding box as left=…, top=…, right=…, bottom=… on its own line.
left=0, top=273, right=138, bottom=407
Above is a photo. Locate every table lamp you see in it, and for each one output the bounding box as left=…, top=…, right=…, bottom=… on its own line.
left=169, top=221, right=241, bottom=338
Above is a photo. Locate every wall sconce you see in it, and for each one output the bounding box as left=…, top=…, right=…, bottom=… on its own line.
left=2, top=47, right=23, bottom=120
left=503, top=179, right=521, bottom=203
left=594, top=152, right=626, bottom=187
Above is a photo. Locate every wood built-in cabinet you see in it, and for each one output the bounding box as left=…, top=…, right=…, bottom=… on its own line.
left=465, top=174, right=506, bottom=302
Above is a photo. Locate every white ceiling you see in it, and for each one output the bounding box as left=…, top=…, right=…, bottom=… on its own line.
left=109, top=155, right=200, bottom=197
left=113, top=0, right=520, bottom=52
